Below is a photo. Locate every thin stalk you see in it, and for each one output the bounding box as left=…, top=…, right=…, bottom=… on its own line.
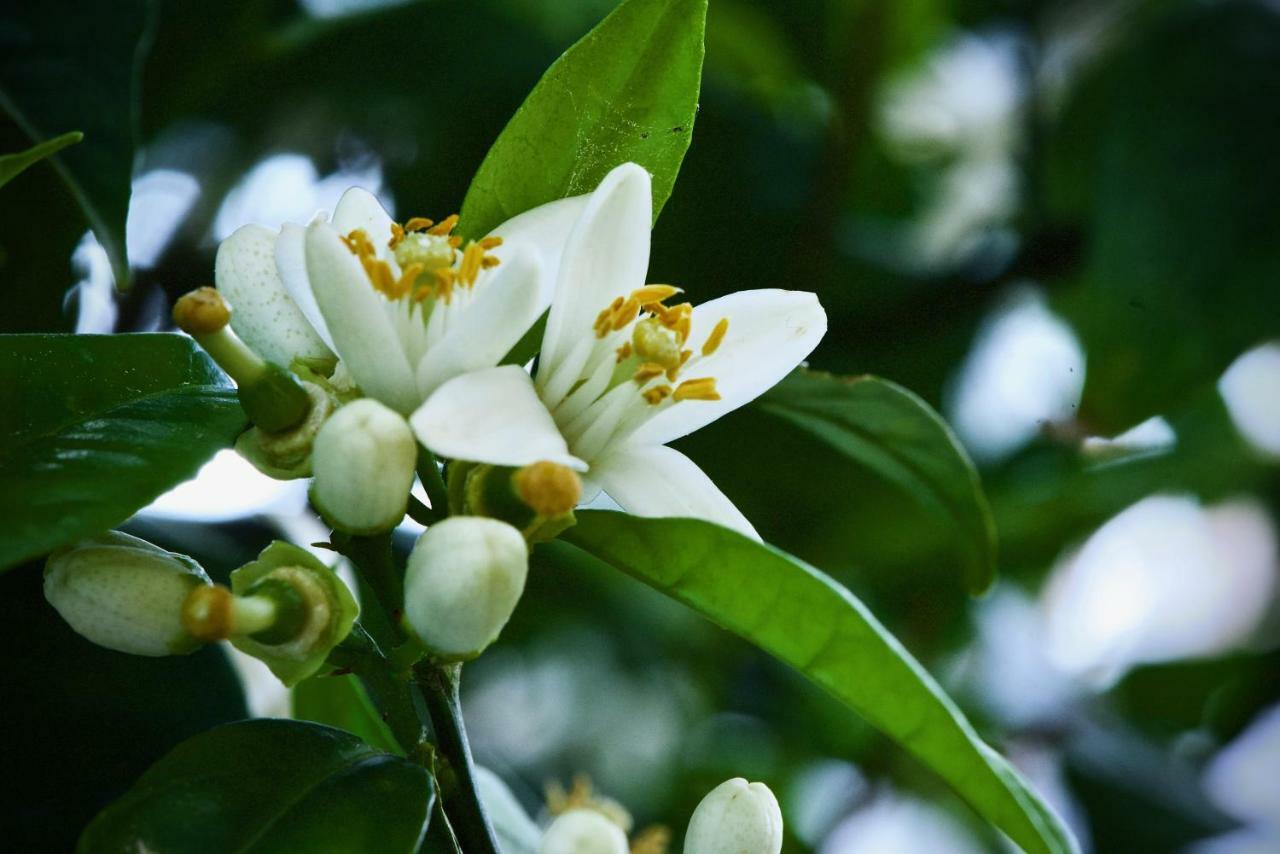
left=416, top=447, right=450, bottom=520
left=415, top=662, right=500, bottom=854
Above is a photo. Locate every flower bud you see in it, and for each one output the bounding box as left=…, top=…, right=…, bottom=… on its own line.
left=403, top=517, right=528, bottom=660
left=310, top=399, right=417, bottom=534
left=683, top=778, right=783, bottom=854
left=44, top=532, right=212, bottom=656
left=236, top=381, right=334, bottom=479
left=540, top=809, right=629, bottom=854
left=222, top=541, right=359, bottom=686
left=452, top=460, right=581, bottom=543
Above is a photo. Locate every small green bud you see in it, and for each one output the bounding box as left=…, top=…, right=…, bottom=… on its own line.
left=235, top=381, right=334, bottom=479
left=540, top=809, right=629, bottom=854
left=43, top=532, right=212, bottom=656
left=683, top=779, right=782, bottom=854
left=403, top=517, right=528, bottom=661
left=223, top=541, right=359, bottom=686
left=311, top=399, right=417, bottom=534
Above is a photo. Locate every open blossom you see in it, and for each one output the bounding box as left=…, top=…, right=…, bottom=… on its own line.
left=215, top=184, right=555, bottom=415
left=412, top=163, right=827, bottom=538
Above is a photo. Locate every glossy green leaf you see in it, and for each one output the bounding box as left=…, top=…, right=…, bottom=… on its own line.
left=758, top=370, right=997, bottom=593
left=0, top=131, right=82, bottom=189
left=458, top=0, right=706, bottom=237
left=80, top=719, right=433, bottom=853
left=562, top=512, right=1077, bottom=854
left=0, top=1, right=153, bottom=287
left=294, top=673, right=402, bottom=755
left=0, top=334, right=246, bottom=571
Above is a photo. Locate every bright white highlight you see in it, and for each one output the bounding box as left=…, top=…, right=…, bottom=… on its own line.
left=1219, top=343, right=1280, bottom=458
left=142, top=449, right=308, bottom=522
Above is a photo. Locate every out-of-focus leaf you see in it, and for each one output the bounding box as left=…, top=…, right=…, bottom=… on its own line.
left=459, top=0, right=707, bottom=237
left=0, top=131, right=82, bottom=189
left=79, top=719, right=433, bottom=853
left=293, top=673, right=402, bottom=755
left=0, top=333, right=246, bottom=571
left=0, top=1, right=154, bottom=288
left=562, top=512, right=1077, bottom=854
left=757, top=370, right=996, bottom=593
left=1052, top=3, right=1280, bottom=430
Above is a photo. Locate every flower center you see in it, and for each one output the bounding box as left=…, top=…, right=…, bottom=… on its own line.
left=340, top=213, right=502, bottom=306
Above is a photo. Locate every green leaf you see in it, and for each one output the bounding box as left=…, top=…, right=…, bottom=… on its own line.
left=294, top=673, right=402, bottom=755
left=79, top=719, right=433, bottom=853
left=0, top=1, right=154, bottom=287
left=0, top=333, right=247, bottom=571
left=757, top=370, right=997, bottom=593
left=0, top=131, right=82, bottom=189
left=458, top=0, right=707, bottom=237
left=561, top=512, right=1077, bottom=854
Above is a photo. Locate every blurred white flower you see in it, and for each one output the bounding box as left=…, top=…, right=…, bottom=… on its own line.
left=1043, top=495, right=1278, bottom=687
left=1202, top=704, right=1280, bottom=828
left=143, top=449, right=308, bottom=523
left=128, top=169, right=201, bottom=268
left=1081, top=415, right=1177, bottom=463
left=819, top=790, right=983, bottom=854
left=1218, top=343, right=1280, bottom=458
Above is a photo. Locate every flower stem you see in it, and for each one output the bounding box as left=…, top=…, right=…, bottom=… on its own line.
left=417, top=447, right=451, bottom=519
left=415, top=662, right=500, bottom=854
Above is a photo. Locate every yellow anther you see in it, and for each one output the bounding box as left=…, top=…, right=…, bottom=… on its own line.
left=459, top=243, right=486, bottom=286
left=342, top=229, right=376, bottom=260
left=389, top=222, right=406, bottom=249
left=481, top=256, right=501, bottom=269
left=405, top=216, right=434, bottom=232
left=478, top=235, right=503, bottom=250
left=427, top=214, right=459, bottom=236
left=514, top=460, right=582, bottom=517
left=173, top=287, right=231, bottom=335
left=674, top=377, right=720, bottom=401
left=615, top=341, right=632, bottom=363
left=702, top=317, right=729, bottom=356
left=448, top=235, right=463, bottom=248
left=643, top=385, right=673, bottom=405
left=632, top=362, right=666, bottom=384
left=666, top=349, right=692, bottom=382
left=594, top=296, right=625, bottom=337
left=631, top=284, right=681, bottom=304
left=611, top=297, right=641, bottom=332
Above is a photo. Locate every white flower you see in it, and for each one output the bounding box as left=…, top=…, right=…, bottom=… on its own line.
left=684, top=778, right=783, bottom=854
left=215, top=184, right=556, bottom=415
left=411, top=163, right=827, bottom=538
left=539, top=809, right=629, bottom=854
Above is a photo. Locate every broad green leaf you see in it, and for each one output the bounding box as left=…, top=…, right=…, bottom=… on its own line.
left=0, top=334, right=246, bottom=571
left=0, top=131, right=82, bottom=189
left=758, top=370, right=997, bottom=593
left=562, top=512, right=1077, bottom=854
left=294, top=673, right=402, bottom=755
left=0, top=1, right=154, bottom=287
left=458, top=0, right=707, bottom=237
left=80, top=719, right=433, bottom=853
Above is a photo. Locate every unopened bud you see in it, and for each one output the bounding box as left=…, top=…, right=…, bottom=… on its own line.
left=540, top=809, right=629, bottom=854
left=174, top=287, right=312, bottom=433
left=403, top=517, right=528, bottom=660
left=236, top=381, right=334, bottom=479
left=310, top=399, right=417, bottom=534
left=683, top=779, right=782, bottom=854
left=224, top=541, right=359, bottom=686
left=43, top=532, right=212, bottom=656
left=455, top=460, right=581, bottom=543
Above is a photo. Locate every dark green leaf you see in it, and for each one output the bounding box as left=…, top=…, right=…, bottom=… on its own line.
left=562, top=512, right=1076, bottom=854
left=0, top=130, right=82, bottom=189
left=0, top=0, right=154, bottom=286
left=459, top=0, right=707, bottom=237
left=294, top=673, right=402, bottom=755
left=0, top=333, right=247, bottom=571
left=79, top=719, right=433, bottom=854
left=758, top=370, right=997, bottom=593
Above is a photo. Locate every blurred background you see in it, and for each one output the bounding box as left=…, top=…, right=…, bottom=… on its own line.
left=4, top=0, right=1280, bottom=851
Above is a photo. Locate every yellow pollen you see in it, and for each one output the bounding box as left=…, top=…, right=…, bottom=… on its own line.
left=611, top=297, right=641, bottom=332
left=427, top=214, right=459, bottom=236
left=478, top=235, right=503, bottom=250
left=643, top=384, right=672, bottom=404
left=405, top=216, right=434, bottom=232
left=632, top=362, right=666, bottom=384
left=631, top=284, right=681, bottom=304
left=615, top=341, right=632, bottom=362
left=458, top=243, right=485, bottom=287
left=702, top=317, right=729, bottom=356
left=448, top=235, right=463, bottom=248
left=674, top=377, right=720, bottom=401
left=389, top=222, right=406, bottom=248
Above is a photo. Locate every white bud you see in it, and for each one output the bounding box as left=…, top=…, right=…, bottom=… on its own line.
left=310, top=398, right=416, bottom=534
left=683, top=778, right=783, bottom=854
left=540, top=809, right=629, bottom=854
left=403, top=517, right=528, bottom=660
left=44, top=532, right=212, bottom=656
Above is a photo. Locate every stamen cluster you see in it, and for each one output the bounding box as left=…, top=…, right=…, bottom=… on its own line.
left=341, top=214, right=503, bottom=306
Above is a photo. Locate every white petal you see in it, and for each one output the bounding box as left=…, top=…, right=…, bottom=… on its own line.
left=410, top=365, right=586, bottom=470
left=629, top=289, right=826, bottom=447
left=331, top=186, right=395, bottom=250
left=593, top=443, right=759, bottom=540
left=540, top=163, right=652, bottom=377
left=214, top=224, right=333, bottom=367
left=489, top=194, right=589, bottom=307
left=414, top=247, right=546, bottom=398
left=304, top=221, right=419, bottom=413
left=275, top=223, right=335, bottom=350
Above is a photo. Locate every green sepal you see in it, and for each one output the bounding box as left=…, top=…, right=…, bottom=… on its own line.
left=238, top=363, right=312, bottom=433
left=463, top=464, right=537, bottom=531
left=229, top=541, right=359, bottom=686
